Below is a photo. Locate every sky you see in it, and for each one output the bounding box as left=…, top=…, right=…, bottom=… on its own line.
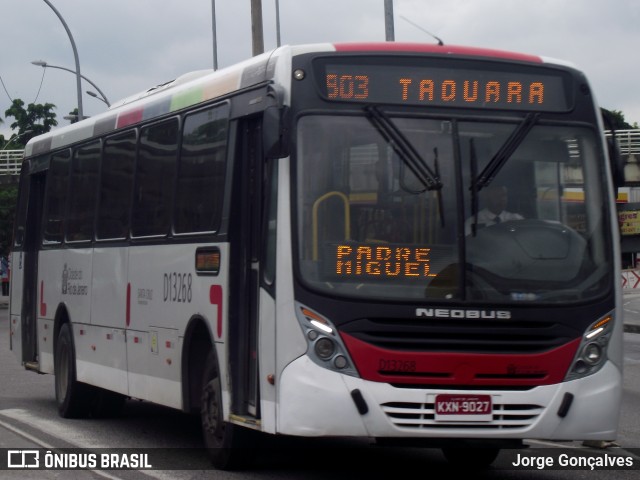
left=1, top=0, right=639, bottom=139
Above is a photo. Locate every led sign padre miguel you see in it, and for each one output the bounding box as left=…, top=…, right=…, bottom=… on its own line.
left=332, top=244, right=438, bottom=279
left=322, top=62, right=569, bottom=111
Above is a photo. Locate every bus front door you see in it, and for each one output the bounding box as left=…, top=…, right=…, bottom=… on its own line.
left=15, top=170, right=46, bottom=367
left=229, top=117, right=263, bottom=418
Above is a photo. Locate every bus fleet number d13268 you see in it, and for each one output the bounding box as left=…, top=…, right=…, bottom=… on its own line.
left=163, top=272, right=193, bottom=303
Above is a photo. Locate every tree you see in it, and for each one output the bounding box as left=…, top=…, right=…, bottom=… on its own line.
left=602, top=108, right=635, bottom=130
left=1, top=98, right=57, bottom=252
left=0, top=116, right=6, bottom=148
left=4, top=98, right=58, bottom=146
left=0, top=185, right=18, bottom=255
left=68, top=108, right=79, bottom=124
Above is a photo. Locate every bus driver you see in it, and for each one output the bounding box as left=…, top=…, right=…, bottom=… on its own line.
left=465, top=185, right=523, bottom=235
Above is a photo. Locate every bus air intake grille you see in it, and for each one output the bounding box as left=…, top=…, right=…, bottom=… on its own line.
left=381, top=401, right=544, bottom=430
left=340, top=318, right=578, bottom=354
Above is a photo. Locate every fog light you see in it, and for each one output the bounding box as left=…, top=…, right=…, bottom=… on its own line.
left=573, top=360, right=589, bottom=374
left=583, top=342, right=603, bottom=365
left=314, top=338, right=335, bottom=359
left=334, top=355, right=348, bottom=369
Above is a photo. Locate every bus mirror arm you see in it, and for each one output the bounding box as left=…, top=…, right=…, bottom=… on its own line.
left=263, top=84, right=290, bottom=159
left=263, top=104, right=290, bottom=159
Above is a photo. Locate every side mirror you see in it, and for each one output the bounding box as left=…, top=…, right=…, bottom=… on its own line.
left=263, top=84, right=289, bottom=159
left=601, top=109, right=625, bottom=188
left=607, top=134, right=625, bottom=188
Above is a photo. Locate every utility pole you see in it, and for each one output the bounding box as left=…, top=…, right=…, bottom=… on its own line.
left=251, top=0, right=264, bottom=56
left=384, top=0, right=395, bottom=41
left=275, top=0, right=281, bottom=47
left=211, top=0, right=218, bottom=70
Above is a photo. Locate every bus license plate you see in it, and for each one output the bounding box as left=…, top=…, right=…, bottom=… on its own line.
left=434, top=394, right=492, bottom=422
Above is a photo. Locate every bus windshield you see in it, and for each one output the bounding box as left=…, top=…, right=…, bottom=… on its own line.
left=296, top=114, right=611, bottom=303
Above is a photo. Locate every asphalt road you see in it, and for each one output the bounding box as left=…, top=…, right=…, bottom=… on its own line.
left=0, top=305, right=639, bottom=479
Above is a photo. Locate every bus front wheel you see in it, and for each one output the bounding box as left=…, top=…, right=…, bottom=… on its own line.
left=200, top=351, right=257, bottom=470
left=54, top=323, right=92, bottom=418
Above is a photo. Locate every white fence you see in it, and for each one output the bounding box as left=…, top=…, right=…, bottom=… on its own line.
left=0, top=150, right=23, bottom=175
left=606, top=130, right=640, bottom=156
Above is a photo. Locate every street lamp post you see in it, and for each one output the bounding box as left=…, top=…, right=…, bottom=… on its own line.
left=31, top=61, right=110, bottom=107
left=2, top=130, right=34, bottom=150
left=41, top=0, right=84, bottom=120
left=86, top=90, right=109, bottom=106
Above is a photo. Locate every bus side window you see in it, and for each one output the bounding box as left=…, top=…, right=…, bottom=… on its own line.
left=43, top=150, right=71, bottom=244
left=67, top=141, right=101, bottom=242
left=174, top=104, right=230, bottom=234
left=97, top=131, right=136, bottom=240
left=132, top=118, right=179, bottom=237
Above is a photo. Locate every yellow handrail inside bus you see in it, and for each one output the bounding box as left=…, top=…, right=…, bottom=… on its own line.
left=312, top=191, right=351, bottom=261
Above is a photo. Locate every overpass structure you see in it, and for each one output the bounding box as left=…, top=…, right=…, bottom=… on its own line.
left=0, top=150, right=23, bottom=185
left=613, top=129, right=640, bottom=156
left=610, top=130, right=640, bottom=267
left=0, top=131, right=637, bottom=175
left=612, top=130, right=640, bottom=190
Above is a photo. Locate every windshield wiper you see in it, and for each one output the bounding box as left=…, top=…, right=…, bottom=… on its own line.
left=365, top=106, right=445, bottom=227
left=365, top=106, right=443, bottom=191
left=469, top=138, right=480, bottom=236
left=433, top=147, right=445, bottom=227
left=472, top=113, right=539, bottom=191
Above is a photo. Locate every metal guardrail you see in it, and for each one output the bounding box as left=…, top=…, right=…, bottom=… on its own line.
left=0, top=150, right=23, bottom=175
left=1, top=131, right=637, bottom=174
left=606, top=130, right=640, bottom=156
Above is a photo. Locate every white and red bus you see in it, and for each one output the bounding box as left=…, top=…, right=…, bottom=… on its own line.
left=10, top=42, right=623, bottom=468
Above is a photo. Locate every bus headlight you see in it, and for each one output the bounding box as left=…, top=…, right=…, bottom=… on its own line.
left=295, top=302, right=359, bottom=377
left=582, top=342, right=603, bottom=365
left=564, top=313, right=613, bottom=381
left=314, top=337, right=335, bottom=359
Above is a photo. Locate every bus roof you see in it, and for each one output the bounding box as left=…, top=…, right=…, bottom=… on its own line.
left=331, top=42, right=544, bottom=63
left=25, top=42, right=575, bottom=157
left=25, top=49, right=278, bottom=157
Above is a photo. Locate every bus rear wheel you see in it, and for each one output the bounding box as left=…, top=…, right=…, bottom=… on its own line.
left=200, top=351, right=256, bottom=470
left=55, top=323, right=93, bottom=418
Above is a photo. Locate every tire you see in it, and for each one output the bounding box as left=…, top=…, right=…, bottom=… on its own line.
left=200, top=350, right=257, bottom=470
left=54, top=323, right=93, bottom=418
left=442, top=447, right=500, bottom=468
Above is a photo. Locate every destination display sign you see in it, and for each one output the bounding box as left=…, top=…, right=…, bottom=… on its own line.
left=327, top=243, right=440, bottom=280
left=319, top=60, right=570, bottom=111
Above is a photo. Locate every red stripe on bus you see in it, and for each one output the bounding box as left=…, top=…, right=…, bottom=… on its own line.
left=209, top=285, right=223, bottom=338
left=39, top=281, right=46, bottom=317
left=341, top=332, right=579, bottom=386
left=116, top=108, right=144, bottom=129
left=333, top=43, right=543, bottom=63
left=126, top=283, right=131, bottom=327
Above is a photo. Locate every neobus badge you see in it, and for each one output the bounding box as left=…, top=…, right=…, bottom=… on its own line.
left=416, top=308, right=511, bottom=319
